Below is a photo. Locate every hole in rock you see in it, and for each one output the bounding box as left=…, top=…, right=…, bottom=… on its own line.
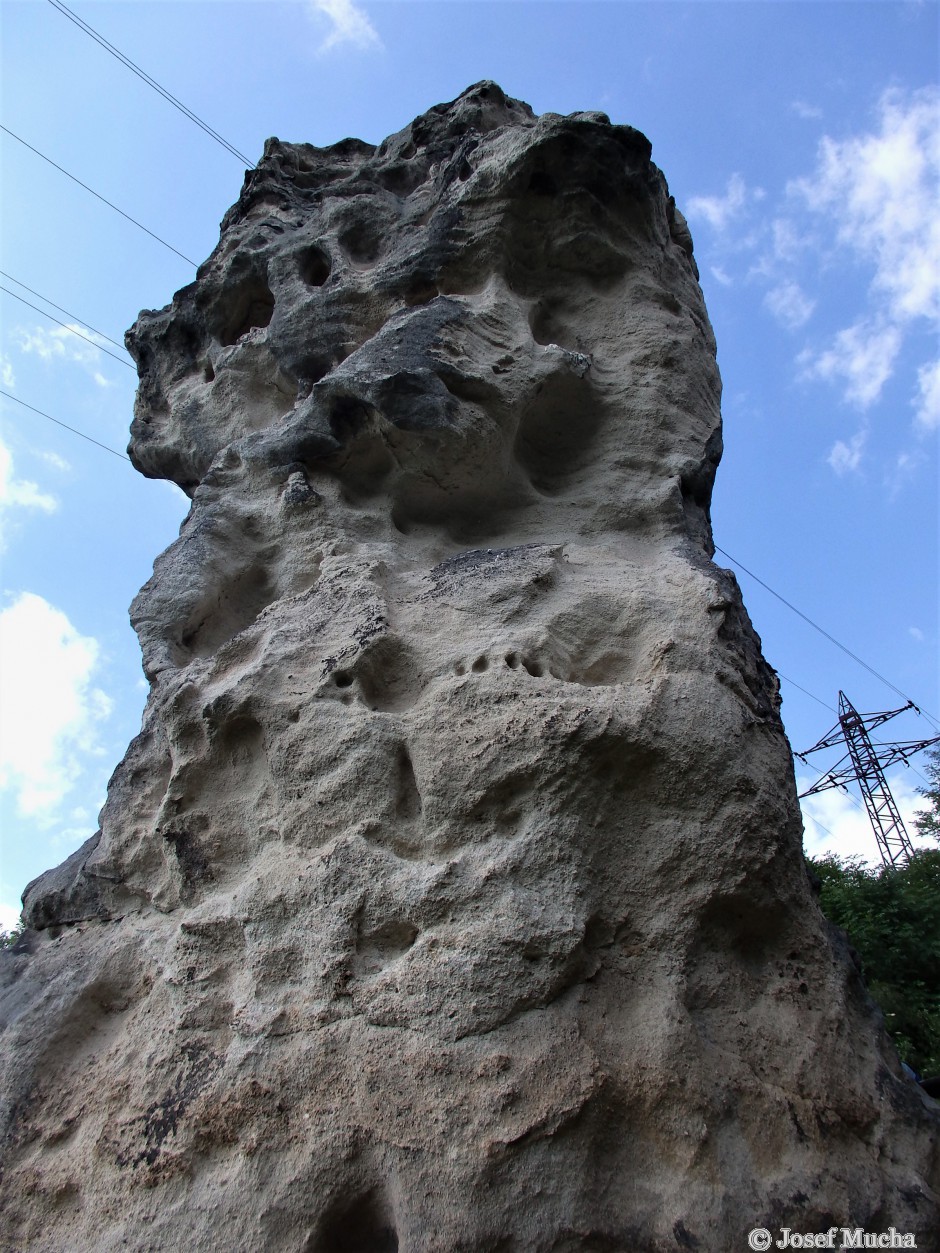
left=505, top=652, right=520, bottom=669
left=395, top=747, right=422, bottom=820
left=339, top=221, right=383, bottom=267
left=528, top=302, right=578, bottom=351
left=297, top=244, right=331, bottom=287
left=522, top=659, right=544, bottom=678
left=314, top=1190, right=399, bottom=1253
left=528, top=170, right=558, bottom=196
left=163, top=828, right=213, bottom=891
left=360, top=919, right=419, bottom=963
left=181, top=565, right=274, bottom=659
left=402, top=281, right=439, bottom=308
left=390, top=508, right=412, bottom=536
left=377, top=162, right=424, bottom=197
left=355, top=636, right=422, bottom=714
left=333, top=671, right=354, bottom=689
left=214, top=273, right=275, bottom=347
left=471, top=655, right=489, bottom=673
left=514, top=371, right=600, bottom=493
left=203, top=361, right=215, bottom=383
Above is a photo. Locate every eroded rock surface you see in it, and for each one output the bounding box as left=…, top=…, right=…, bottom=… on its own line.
left=2, top=83, right=937, bottom=1252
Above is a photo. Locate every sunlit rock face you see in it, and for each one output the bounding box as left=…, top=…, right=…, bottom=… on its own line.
left=2, top=83, right=936, bottom=1252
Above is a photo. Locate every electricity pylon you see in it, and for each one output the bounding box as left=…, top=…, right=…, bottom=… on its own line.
left=796, top=691, right=940, bottom=868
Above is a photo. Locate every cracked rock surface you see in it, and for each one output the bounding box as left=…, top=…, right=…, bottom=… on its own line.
left=2, top=83, right=937, bottom=1252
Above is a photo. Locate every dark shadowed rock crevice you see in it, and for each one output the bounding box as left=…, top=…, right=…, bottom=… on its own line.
left=2, top=82, right=937, bottom=1252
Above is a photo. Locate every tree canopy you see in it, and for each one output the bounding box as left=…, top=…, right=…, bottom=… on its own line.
left=808, top=849, right=940, bottom=1077
left=914, top=745, right=940, bottom=842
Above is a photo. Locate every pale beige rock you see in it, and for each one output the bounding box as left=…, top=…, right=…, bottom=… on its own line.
left=2, top=83, right=937, bottom=1252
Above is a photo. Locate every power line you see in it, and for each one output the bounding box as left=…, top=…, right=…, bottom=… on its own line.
left=0, top=389, right=131, bottom=462
left=782, top=676, right=937, bottom=791
left=777, top=671, right=834, bottom=713
left=0, top=271, right=127, bottom=353
left=1, top=286, right=134, bottom=370
left=716, top=545, right=939, bottom=731
left=0, top=125, right=198, bottom=268
left=47, top=0, right=253, bottom=168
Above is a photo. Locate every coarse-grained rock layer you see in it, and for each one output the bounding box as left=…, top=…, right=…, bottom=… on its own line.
left=2, top=83, right=937, bottom=1252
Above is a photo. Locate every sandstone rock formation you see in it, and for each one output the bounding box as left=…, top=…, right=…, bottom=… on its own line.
left=2, top=83, right=937, bottom=1252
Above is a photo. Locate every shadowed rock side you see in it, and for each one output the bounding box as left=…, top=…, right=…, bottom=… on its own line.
left=1, top=83, right=937, bottom=1252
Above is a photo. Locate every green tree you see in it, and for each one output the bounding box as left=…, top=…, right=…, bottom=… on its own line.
left=914, top=745, right=940, bottom=842
left=808, top=850, right=940, bottom=1076
left=0, top=914, right=24, bottom=950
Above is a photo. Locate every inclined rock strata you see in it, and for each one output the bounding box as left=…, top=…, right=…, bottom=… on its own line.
left=2, top=83, right=937, bottom=1252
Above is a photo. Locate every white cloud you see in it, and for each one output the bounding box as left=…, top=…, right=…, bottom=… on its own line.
left=0, top=593, right=112, bottom=820
left=827, top=429, right=867, bottom=475
left=801, top=769, right=934, bottom=865
left=764, top=279, right=816, bottom=330
left=709, top=265, right=733, bottom=287
left=800, top=319, right=902, bottom=408
left=791, top=87, right=940, bottom=324
left=792, top=100, right=823, bottom=121
left=16, top=324, right=114, bottom=388
left=0, top=436, right=57, bottom=547
left=308, top=0, right=380, bottom=52
left=909, top=626, right=925, bottom=642
left=913, top=357, right=940, bottom=429
left=40, top=450, right=70, bottom=472
left=770, top=217, right=808, bottom=264
left=789, top=87, right=939, bottom=414
left=687, top=174, right=762, bottom=233
left=1, top=356, right=14, bottom=389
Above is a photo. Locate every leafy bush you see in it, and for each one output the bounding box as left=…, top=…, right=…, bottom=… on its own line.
left=808, top=850, right=940, bottom=1077
left=0, top=915, right=24, bottom=950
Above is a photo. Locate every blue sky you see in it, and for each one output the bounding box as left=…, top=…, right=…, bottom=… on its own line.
left=1, top=0, right=938, bottom=927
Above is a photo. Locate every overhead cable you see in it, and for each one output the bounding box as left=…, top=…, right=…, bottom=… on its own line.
left=1, top=286, right=134, bottom=370
left=46, top=0, right=253, bottom=167
left=0, top=125, right=198, bottom=267
left=0, top=389, right=131, bottom=462
left=778, top=669, right=931, bottom=790
left=0, top=271, right=127, bottom=353
left=776, top=671, right=834, bottom=713
left=716, top=545, right=939, bottom=731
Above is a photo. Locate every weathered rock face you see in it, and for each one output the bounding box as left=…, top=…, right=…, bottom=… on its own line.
left=2, top=83, right=937, bottom=1251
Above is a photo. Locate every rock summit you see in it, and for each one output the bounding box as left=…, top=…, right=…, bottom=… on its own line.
left=2, top=83, right=937, bottom=1252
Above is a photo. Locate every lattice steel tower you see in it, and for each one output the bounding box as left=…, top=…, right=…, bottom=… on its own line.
left=797, top=691, right=940, bottom=867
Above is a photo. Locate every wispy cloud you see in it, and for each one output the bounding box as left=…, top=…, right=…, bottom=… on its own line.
left=0, top=436, right=57, bottom=548
left=913, top=357, right=940, bottom=430
left=1, top=356, right=14, bottom=389
left=791, top=100, right=823, bottom=121
left=16, top=324, right=114, bottom=388
left=686, top=173, right=763, bottom=233
left=0, top=593, right=112, bottom=820
left=798, top=319, right=902, bottom=409
left=791, top=87, right=939, bottom=325
left=308, top=0, right=381, bottom=52
left=764, top=279, right=815, bottom=330
left=827, top=429, right=867, bottom=476
left=685, top=87, right=939, bottom=458
left=791, top=87, right=939, bottom=417
left=40, top=450, right=70, bottom=472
